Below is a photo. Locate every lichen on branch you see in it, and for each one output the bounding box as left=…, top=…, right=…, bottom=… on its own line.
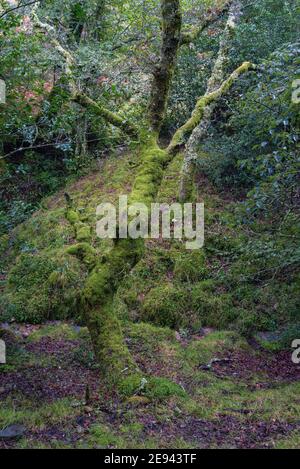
left=167, top=61, right=256, bottom=155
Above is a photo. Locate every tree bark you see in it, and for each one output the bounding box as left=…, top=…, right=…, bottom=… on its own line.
left=148, top=0, right=182, bottom=132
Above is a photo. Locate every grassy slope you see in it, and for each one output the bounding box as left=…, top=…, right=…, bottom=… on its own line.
left=0, top=149, right=299, bottom=448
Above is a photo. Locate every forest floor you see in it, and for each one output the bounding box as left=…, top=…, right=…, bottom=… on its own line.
left=1, top=321, right=300, bottom=449
left=0, top=150, right=299, bottom=449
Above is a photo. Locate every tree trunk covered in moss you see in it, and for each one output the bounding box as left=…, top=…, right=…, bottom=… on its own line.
left=59, top=0, right=256, bottom=390
left=66, top=136, right=174, bottom=386
left=149, top=0, right=182, bottom=132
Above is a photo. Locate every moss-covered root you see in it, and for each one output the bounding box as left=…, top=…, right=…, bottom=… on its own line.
left=167, top=61, right=257, bottom=155
left=79, top=138, right=171, bottom=386
left=86, top=303, right=140, bottom=387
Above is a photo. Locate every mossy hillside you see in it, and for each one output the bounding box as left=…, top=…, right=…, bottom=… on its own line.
left=0, top=152, right=138, bottom=323
left=1, top=145, right=299, bottom=338
left=1, top=151, right=138, bottom=268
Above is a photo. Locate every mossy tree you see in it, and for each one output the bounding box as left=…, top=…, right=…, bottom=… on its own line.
left=30, top=0, right=256, bottom=390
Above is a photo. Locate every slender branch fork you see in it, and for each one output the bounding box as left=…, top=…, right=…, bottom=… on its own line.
left=0, top=0, right=40, bottom=19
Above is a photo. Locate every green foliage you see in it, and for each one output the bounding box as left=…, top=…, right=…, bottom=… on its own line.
left=0, top=152, right=67, bottom=235
left=173, top=249, right=208, bottom=282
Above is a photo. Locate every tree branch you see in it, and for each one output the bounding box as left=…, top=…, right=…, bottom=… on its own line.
left=31, top=4, right=138, bottom=137
left=148, top=0, right=182, bottom=132
left=167, top=61, right=256, bottom=155
left=0, top=0, right=39, bottom=19
left=178, top=0, right=245, bottom=201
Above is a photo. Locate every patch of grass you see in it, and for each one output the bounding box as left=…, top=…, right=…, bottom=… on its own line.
left=28, top=323, right=84, bottom=342
left=183, top=331, right=247, bottom=367
left=0, top=397, right=79, bottom=431
left=275, top=431, right=300, bottom=449
left=86, top=423, right=125, bottom=449
left=245, top=381, right=300, bottom=422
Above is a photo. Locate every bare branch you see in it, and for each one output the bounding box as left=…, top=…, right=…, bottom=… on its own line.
left=167, top=61, right=256, bottom=155
left=0, top=0, right=39, bottom=19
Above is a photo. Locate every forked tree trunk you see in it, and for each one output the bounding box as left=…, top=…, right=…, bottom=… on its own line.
left=33, top=1, right=255, bottom=391
left=66, top=0, right=184, bottom=388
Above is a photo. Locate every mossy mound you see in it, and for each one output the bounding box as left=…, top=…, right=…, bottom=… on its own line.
left=190, top=281, right=235, bottom=329
left=119, top=374, right=185, bottom=400
left=173, top=250, right=208, bottom=283
left=0, top=251, right=86, bottom=323
left=141, top=283, right=190, bottom=328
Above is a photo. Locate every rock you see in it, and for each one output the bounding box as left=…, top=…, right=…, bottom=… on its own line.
left=200, top=358, right=231, bottom=371
left=126, top=396, right=150, bottom=407
left=84, top=406, right=93, bottom=414
left=0, top=424, right=26, bottom=440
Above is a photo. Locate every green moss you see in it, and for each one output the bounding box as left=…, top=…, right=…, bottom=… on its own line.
left=120, top=422, right=144, bottom=437
left=130, top=139, right=169, bottom=206
left=87, top=423, right=125, bottom=448
left=76, top=225, right=92, bottom=242
left=275, top=431, right=300, bottom=449
left=67, top=242, right=96, bottom=269
left=119, top=374, right=185, bottom=400
left=142, top=283, right=189, bottom=328
left=173, top=249, right=208, bottom=282
left=144, top=377, right=185, bottom=400
left=65, top=209, right=79, bottom=225
left=190, top=281, right=235, bottom=328
left=0, top=251, right=86, bottom=323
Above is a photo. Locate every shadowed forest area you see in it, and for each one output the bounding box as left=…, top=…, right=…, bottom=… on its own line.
left=0, top=0, right=300, bottom=450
